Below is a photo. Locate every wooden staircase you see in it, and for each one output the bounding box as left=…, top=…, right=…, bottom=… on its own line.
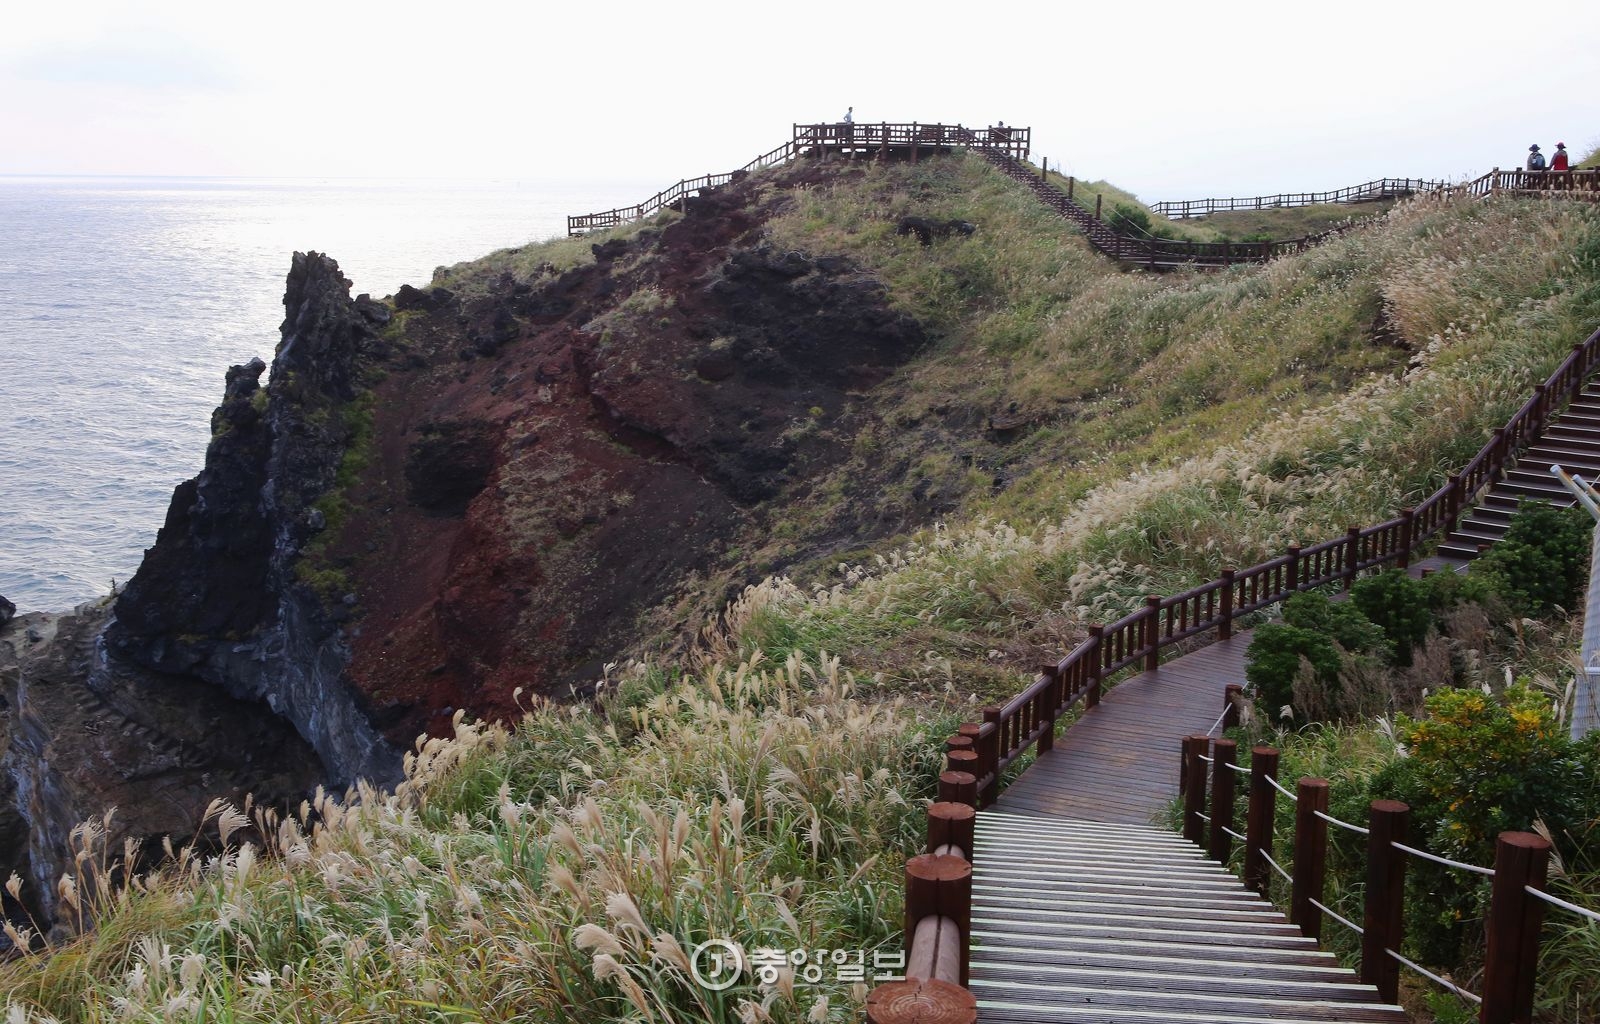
left=969, top=812, right=1407, bottom=1024
left=1437, top=379, right=1600, bottom=559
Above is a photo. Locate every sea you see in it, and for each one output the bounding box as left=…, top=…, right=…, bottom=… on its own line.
left=0, top=175, right=655, bottom=613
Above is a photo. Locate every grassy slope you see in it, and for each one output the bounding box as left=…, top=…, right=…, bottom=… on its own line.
left=4, top=155, right=1600, bottom=1023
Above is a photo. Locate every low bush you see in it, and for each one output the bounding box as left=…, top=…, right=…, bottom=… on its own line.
left=1474, top=500, right=1591, bottom=616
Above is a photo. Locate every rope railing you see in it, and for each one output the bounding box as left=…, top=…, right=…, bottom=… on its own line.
left=1389, top=949, right=1483, bottom=1006
left=1180, top=736, right=1560, bottom=1023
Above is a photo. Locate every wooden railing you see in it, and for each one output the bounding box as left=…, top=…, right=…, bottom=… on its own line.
left=567, top=122, right=1030, bottom=236
left=794, top=121, right=1029, bottom=161
left=1150, top=178, right=1445, bottom=220
left=1439, top=167, right=1600, bottom=201
left=566, top=138, right=800, bottom=235
left=867, top=322, right=1600, bottom=1018
left=956, top=321, right=1600, bottom=809
left=1179, top=735, right=1597, bottom=1024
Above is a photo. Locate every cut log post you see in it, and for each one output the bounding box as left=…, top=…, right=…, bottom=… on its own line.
left=1244, top=746, right=1280, bottom=896
left=1182, top=735, right=1209, bottom=846
left=1291, top=777, right=1331, bottom=940
left=938, top=771, right=977, bottom=807
left=1361, top=799, right=1409, bottom=1003
left=1144, top=595, right=1162, bottom=671
left=1208, top=739, right=1238, bottom=863
left=1480, top=831, right=1553, bottom=1024
left=865, top=978, right=977, bottom=1024
left=945, top=748, right=979, bottom=779
left=927, top=802, right=976, bottom=859
left=904, top=853, right=971, bottom=985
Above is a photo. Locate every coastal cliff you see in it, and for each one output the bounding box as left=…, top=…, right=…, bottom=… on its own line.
left=2, top=165, right=942, bottom=926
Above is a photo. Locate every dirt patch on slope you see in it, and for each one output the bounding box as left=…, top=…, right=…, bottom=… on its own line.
left=330, top=167, right=929, bottom=742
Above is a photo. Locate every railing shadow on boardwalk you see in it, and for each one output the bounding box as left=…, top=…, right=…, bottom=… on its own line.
left=866, top=323, right=1600, bottom=1024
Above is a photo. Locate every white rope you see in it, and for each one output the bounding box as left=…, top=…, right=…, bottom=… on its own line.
left=1392, top=841, right=1495, bottom=877
left=1266, top=774, right=1298, bottom=801
left=1226, top=760, right=1250, bottom=775
left=1526, top=886, right=1600, bottom=925
left=1314, top=809, right=1371, bottom=836
left=1197, top=754, right=1215, bottom=764
left=1387, top=948, right=1482, bottom=1005
left=1205, top=705, right=1231, bottom=737
left=1221, top=826, right=1247, bottom=842
left=1194, top=811, right=1212, bottom=823
left=1310, top=897, right=1365, bottom=937
left=1262, top=850, right=1293, bottom=884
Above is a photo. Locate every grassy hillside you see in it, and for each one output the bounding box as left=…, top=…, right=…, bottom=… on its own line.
left=4, top=152, right=1600, bottom=1022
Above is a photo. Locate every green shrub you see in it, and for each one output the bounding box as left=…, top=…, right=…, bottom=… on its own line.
left=1474, top=501, right=1591, bottom=615
left=1246, top=622, right=1341, bottom=715
left=1282, top=590, right=1392, bottom=658
left=1350, top=570, right=1432, bottom=666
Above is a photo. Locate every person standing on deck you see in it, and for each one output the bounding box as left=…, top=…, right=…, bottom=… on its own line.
left=1552, top=142, right=1571, bottom=171
left=1527, top=144, right=1547, bottom=171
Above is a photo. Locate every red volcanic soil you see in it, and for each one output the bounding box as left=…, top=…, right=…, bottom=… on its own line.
left=332, top=168, right=929, bottom=744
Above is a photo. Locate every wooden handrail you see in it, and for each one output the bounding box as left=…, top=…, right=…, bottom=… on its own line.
left=1150, top=178, right=1447, bottom=219
left=568, top=122, right=1032, bottom=237
left=958, top=321, right=1600, bottom=810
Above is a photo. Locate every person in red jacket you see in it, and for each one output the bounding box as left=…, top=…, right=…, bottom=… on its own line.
left=1551, top=142, right=1571, bottom=172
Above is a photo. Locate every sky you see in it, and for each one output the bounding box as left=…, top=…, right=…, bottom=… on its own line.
left=3, top=0, right=1598, bottom=203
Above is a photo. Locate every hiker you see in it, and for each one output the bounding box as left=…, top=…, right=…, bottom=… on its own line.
left=841, top=106, right=853, bottom=125
left=1527, top=144, right=1547, bottom=172
left=1552, top=142, right=1571, bottom=171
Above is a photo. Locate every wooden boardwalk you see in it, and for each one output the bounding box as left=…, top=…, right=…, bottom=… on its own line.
left=969, top=812, right=1407, bottom=1024
left=970, top=630, right=1407, bottom=1023
left=992, top=633, right=1252, bottom=824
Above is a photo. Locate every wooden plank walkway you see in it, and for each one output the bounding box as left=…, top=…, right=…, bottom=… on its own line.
left=992, top=632, right=1253, bottom=824
left=971, top=625, right=1414, bottom=1022
left=969, top=812, right=1407, bottom=1024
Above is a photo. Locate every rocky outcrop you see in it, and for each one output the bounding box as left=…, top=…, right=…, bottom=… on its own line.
left=1, top=605, right=320, bottom=928
left=108, top=252, right=401, bottom=786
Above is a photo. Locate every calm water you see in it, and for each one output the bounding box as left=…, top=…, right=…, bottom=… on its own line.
left=0, top=176, right=652, bottom=611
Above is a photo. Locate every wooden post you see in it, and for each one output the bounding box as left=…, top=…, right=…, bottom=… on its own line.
left=1223, top=683, right=1244, bottom=730
left=1397, top=508, right=1415, bottom=569
left=944, top=734, right=973, bottom=755
left=1038, top=665, right=1061, bottom=753
left=1291, top=777, right=1330, bottom=940
left=1086, top=625, right=1104, bottom=708
left=1218, top=568, right=1236, bottom=640
left=1067, top=176, right=1075, bottom=201
left=1208, top=739, right=1238, bottom=863
left=1361, top=800, right=1410, bottom=1004
left=1094, top=194, right=1102, bottom=220
left=1244, top=747, right=1279, bottom=896
left=938, top=770, right=977, bottom=807
left=945, top=747, right=979, bottom=779
left=1144, top=595, right=1162, bottom=671
left=866, top=980, right=976, bottom=1024
left=927, top=801, right=977, bottom=859
left=1480, top=831, right=1553, bottom=1024
left=978, top=709, right=1001, bottom=807
left=903, top=853, right=972, bottom=985
left=1182, top=736, right=1209, bottom=846
left=1286, top=543, right=1302, bottom=593
left=1343, top=527, right=1361, bottom=591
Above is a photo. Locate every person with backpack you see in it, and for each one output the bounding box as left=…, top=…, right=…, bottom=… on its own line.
left=1527, top=144, right=1547, bottom=171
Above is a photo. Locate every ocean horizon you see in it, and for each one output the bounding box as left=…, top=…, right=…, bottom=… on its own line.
left=0, top=174, right=657, bottom=612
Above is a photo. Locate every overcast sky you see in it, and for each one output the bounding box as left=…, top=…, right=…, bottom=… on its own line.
left=3, top=0, right=1597, bottom=203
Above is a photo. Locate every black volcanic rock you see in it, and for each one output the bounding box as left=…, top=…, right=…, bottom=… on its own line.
left=0, top=595, right=13, bottom=628
left=107, top=252, right=400, bottom=786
